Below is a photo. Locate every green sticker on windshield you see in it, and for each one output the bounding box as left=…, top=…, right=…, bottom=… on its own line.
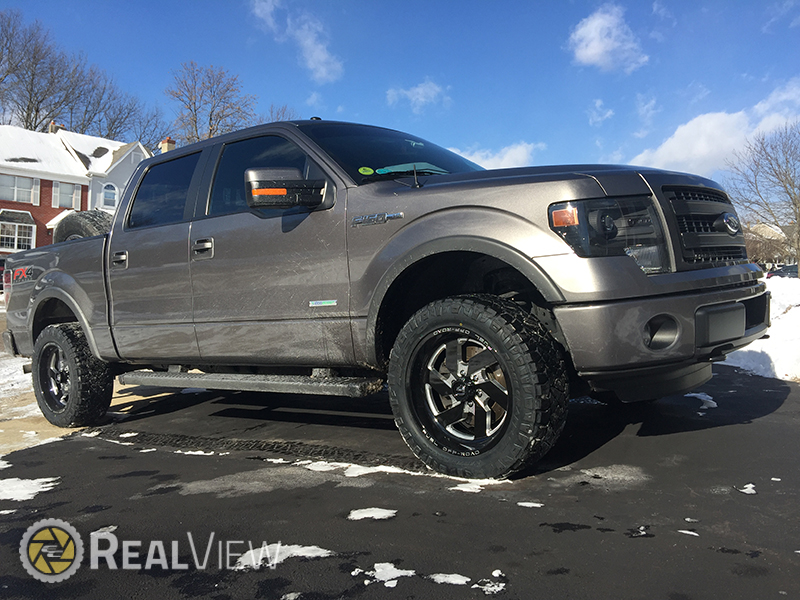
left=358, top=167, right=374, bottom=176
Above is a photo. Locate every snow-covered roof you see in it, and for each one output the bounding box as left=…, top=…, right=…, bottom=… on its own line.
left=56, top=129, right=128, bottom=175
left=0, top=125, right=141, bottom=183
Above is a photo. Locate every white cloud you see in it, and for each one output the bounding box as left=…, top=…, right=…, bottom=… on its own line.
left=251, top=0, right=343, bottom=84
left=387, top=79, right=451, bottom=114
left=630, top=78, right=800, bottom=176
left=306, top=92, right=322, bottom=107
left=450, top=142, right=546, bottom=170
left=588, top=99, right=614, bottom=126
left=568, top=4, right=649, bottom=74
left=634, top=93, right=659, bottom=137
left=762, top=0, right=800, bottom=33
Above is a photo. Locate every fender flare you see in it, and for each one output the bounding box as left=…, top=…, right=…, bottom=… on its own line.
left=28, top=284, right=118, bottom=362
left=365, top=235, right=566, bottom=365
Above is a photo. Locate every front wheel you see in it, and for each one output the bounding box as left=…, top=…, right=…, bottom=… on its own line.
left=388, top=295, right=568, bottom=479
left=32, top=324, right=114, bottom=427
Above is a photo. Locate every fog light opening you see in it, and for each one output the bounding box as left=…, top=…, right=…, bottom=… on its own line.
left=644, top=315, right=679, bottom=350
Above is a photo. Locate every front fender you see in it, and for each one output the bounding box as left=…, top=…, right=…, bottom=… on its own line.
left=350, top=207, right=569, bottom=365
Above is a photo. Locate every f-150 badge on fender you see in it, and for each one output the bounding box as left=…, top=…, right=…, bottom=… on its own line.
left=351, top=212, right=404, bottom=227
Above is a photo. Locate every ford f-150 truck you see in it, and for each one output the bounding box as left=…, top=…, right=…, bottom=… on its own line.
left=2, top=120, right=770, bottom=479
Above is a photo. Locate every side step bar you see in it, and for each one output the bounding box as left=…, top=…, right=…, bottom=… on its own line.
left=118, top=371, right=385, bottom=398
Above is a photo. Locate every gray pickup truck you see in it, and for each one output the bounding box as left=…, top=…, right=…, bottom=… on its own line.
left=2, top=120, right=769, bottom=479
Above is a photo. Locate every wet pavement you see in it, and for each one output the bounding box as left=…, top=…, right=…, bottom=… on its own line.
left=0, top=364, right=798, bottom=599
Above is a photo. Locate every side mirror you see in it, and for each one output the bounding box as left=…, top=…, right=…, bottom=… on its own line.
left=245, top=167, right=325, bottom=209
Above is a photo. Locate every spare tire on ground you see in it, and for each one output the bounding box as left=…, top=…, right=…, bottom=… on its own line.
left=53, top=210, right=113, bottom=243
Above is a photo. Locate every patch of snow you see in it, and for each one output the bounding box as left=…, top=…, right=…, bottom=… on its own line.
left=492, top=569, right=504, bottom=577
left=737, top=483, right=757, bottom=495
left=0, top=509, right=17, bottom=514
left=0, top=476, right=59, bottom=501
left=684, top=517, right=699, bottom=523
left=725, top=278, right=800, bottom=381
left=678, top=529, right=700, bottom=537
left=174, top=450, right=214, bottom=456
left=771, top=477, right=781, bottom=482
left=0, top=459, right=11, bottom=470
left=139, top=448, right=157, bottom=453
left=517, top=501, right=544, bottom=508
left=685, top=392, right=717, bottom=408
left=81, top=431, right=101, bottom=438
left=118, top=432, right=139, bottom=438
left=472, top=579, right=506, bottom=595
left=429, top=573, right=471, bottom=585
left=0, top=353, right=33, bottom=396
left=449, top=482, right=485, bottom=493
left=234, top=543, right=334, bottom=570
left=347, top=508, right=397, bottom=521
left=366, top=562, right=416, bottom=586
left=281, top=594, right=302, bottom=600
left=90, top=525, right=118, bottom=536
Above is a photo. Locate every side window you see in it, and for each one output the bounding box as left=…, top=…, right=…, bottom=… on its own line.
left=208, top=136, right=308, bottom=216
left=128, top=153, right=201, bottom=229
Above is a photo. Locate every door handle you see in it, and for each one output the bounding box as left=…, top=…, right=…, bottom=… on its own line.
left=192, top=238, right=214, bottom=258
left=111, top=251, right=128, bottom=267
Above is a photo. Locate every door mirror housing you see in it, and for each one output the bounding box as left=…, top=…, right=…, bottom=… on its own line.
left=245, top=167, right=325, bottom=209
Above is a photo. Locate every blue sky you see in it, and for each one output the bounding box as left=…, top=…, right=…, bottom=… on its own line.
left=7, top=0, right=800, bottom=179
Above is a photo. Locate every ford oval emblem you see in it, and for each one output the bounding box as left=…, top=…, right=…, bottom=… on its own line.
left=722, top=213, right=741, bottom=236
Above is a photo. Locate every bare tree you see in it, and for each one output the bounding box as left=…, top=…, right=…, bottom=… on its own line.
left=129, top=104, right=172, bottom=154
left=166, top=61, right=257, bottom=144
left=264, top=103, right=299, bottom=123
left=727, top=122, right=800, bottom=264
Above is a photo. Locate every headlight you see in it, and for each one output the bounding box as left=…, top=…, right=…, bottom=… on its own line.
left=548, top=196, right=670, bottom=274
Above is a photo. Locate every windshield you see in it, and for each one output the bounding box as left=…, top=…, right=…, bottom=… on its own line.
left=296, top=122, right=483, bottom=185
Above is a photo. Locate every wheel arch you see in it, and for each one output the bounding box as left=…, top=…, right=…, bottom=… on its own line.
left=367, top=237, right=567, bottom=367
left=29, top=289, right=105, bottom=361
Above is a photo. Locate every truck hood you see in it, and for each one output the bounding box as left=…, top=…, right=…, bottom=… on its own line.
left=400, top=164, right=723, bottom=197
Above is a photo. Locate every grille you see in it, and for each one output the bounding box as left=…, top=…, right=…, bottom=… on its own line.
left=663, top=186, right=731, bottom=204
left=676, top=214, right=715, bottom=234
left=684, top=246, right=747, bottom=264
left=661, top=185, right=746, bottom=270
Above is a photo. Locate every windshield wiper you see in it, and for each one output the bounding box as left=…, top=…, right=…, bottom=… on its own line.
left=361, top=167, right=448, bottom=186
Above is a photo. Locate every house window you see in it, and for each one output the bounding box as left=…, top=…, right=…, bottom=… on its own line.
left=0, top=174, right=34, bottom=203
left=53, top=182, right=81, bottom=209
left=103, top=183, right=118, bottom=208
left=0, top=222, right=34, bottom=251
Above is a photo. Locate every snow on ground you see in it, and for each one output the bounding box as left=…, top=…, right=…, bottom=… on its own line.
left=725, top=277, right=800, bottom=381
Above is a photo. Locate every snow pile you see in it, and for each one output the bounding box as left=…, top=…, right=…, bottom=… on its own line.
left=725, top=277, right=800, bottom=381
left=0, top=353, right=33, bottom=397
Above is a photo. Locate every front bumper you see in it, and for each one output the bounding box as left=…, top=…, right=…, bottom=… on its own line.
left=554, top=282, right=769, bottom=400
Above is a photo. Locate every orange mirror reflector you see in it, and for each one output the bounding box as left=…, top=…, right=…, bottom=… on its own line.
left=252, top=188, right=288, bottom=196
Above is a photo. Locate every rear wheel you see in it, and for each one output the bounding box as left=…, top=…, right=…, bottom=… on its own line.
left=32, top=324, right=114, bottom=427
left=388, top=295, right=568, bottom=479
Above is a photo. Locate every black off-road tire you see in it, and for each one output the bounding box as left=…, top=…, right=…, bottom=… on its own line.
left=388, top=294, right=568, bottom=479
left=32, top=324, right=114, bottom=427
left=53, top=210, right=113, bottom=243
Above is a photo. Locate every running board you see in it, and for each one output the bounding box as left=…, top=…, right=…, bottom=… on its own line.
left=118, top=371, right=385, bottom=398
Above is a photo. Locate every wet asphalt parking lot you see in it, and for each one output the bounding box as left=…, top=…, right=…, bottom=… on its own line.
left=0, top=363, right=798, bottom=599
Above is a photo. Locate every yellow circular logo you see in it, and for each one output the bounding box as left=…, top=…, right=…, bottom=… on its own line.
left=19, top=519, right=83, bottom=582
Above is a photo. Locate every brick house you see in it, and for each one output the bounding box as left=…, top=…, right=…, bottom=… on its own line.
left=0, top=123, right=151, bottom=263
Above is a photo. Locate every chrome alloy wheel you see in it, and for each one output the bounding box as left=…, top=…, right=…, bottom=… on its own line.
left=419, top=335, right=509, bottom=450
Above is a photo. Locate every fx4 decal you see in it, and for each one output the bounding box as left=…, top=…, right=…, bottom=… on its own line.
left=12, top=266, right=33, bottom=284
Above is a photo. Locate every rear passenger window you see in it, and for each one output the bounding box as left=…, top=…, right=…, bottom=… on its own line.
left=128, top=153, right=201, bottom=229
left=208, top=136, right=308, bottom=216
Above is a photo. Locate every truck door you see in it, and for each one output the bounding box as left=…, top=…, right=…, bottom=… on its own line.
left=107, top=150, right=205, bottom=361
left=189, top=134, right=352, bottom=365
